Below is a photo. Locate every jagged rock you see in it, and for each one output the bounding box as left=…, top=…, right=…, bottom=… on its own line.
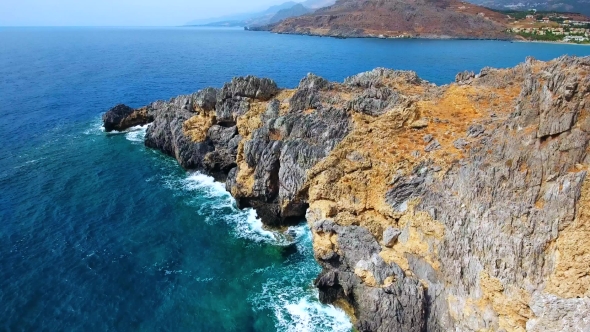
left=349, top=87, right=402, bottom=116
left=289, top=73, right=331, bottom=112
left=105, top=56, right=590, bottom=332
left=455, top=70, right=475, bottom=84
left=344, top=68, right=422, bottom=88
left=218, top=75, right=278, bottom=101
left=453, top=138, right=469, bottom=150
left=144, top=99, right=214, bottom=169
left=207, top=125, right=238, bottom=147
left=194, top=87, right=218, bottom=111
left=467, top=124, right=485, bottom=137
left=102, top=104, right=153, bottom=132
left=425, top=139, right=441, bottom=152
left=216, top=76, right=279, bottom=123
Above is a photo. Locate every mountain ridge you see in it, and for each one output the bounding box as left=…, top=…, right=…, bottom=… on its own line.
left=186, top=0, right=336, bottom=27
left=252, top=0, right=513, bottom=39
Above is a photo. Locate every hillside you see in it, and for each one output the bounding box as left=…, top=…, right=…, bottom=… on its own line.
left=269, top=4, right=312, bottom=24
left=254, top=0, right=512, bottom=39
left=186, top=0, right=336, bottom=27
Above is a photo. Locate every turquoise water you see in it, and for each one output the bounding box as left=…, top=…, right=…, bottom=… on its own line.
left=1, top=27, right=589, bottom=331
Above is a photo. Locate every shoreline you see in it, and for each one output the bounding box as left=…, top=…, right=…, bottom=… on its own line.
left=248, top=28, right=590, bottom=45
left=513, top=39, right=590, bottom=46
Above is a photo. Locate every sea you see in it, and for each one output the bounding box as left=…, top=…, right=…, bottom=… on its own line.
left=1, top=26, right=589, bottom=332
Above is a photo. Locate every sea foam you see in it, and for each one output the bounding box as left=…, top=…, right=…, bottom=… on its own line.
left=177, top=172, right=351, bottom=331
left=124, top=124, right=149, bottom=143
left=250, top=226, right=353, bottom=332
left=172, top=171, right=293, bottom=245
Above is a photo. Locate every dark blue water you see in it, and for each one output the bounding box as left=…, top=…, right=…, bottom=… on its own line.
left=1, top=27, right=589, bottom=332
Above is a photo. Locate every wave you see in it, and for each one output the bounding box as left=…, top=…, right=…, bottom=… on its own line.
left=83, top=118, right=106, bottom=135
left=250, top=225, right=353, bottom=332
left=124, top=124, right=149, bottom=143
left=127, top=133, right=352, bottom=330
left=169, top=171, right=352, bottom=330
left=164, top=171, right=293, bottom=245
left=84, top=117, right=149, bottom=143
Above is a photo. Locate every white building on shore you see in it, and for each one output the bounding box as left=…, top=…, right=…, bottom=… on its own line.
left=564, top=35, right=588, bottom=42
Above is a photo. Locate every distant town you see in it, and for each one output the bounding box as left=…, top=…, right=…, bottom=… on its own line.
left=506, top=11, right=590, bottom=44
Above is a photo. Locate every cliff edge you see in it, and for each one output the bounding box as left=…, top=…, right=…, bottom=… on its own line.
left=104, top=56, right=590, bottom=331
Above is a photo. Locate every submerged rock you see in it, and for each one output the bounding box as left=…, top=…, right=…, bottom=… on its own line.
left=104, top=56, right=590, bottom=332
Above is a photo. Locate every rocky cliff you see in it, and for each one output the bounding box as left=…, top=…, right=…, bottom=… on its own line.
left=104, top=56, right=590, bottom=331
left=250, top=0, right=512, bottom=39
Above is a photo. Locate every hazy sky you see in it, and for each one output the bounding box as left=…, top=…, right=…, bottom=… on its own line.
left=0, top=0, right=290, bottom=26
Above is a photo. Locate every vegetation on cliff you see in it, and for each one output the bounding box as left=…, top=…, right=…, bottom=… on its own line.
left=104, top=56, right=590, bottom=331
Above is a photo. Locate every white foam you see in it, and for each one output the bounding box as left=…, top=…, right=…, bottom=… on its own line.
left=169, top=171, right=293, bottom=245
left=84, top=118, right=106, bottom=135
left=124, top=124, right=149, bottom=143
left=164, top=171, right=352, bottom=330
left=284, top=297, right=352, bottom=332
left=250, top=226, right=353, bottom=332
left=253, top=278, right=352, bottom=332
left=182, top=172, right=227, bottom=198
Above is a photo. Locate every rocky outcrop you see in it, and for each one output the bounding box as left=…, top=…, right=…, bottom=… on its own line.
left=102, top=104, right=153, bottom=132
left=104, top=56, right=590, bottom=331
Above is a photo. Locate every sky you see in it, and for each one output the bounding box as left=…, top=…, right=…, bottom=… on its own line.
left=0, top=0, right=290, bottom=26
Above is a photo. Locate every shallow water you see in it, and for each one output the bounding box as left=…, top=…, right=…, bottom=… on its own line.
left=1, top=27, right=589, bottom=331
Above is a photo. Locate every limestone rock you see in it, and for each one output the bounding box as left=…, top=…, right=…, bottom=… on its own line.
left=382, top=227, right=401, bottom=247
left=455, top=70, right=475, bottom=84
left=425, top=139, right=441, bottom=152
left=105, top=56, right=590, bottom=332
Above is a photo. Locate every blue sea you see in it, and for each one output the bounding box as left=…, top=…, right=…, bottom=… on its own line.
left=1, top=27, right=589, bottom=331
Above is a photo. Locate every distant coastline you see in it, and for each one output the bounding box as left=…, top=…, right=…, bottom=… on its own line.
left=246, top=27, right=590, bottom=45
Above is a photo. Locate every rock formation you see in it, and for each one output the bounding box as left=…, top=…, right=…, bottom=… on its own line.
left=103, top=56, right=590, bottom=331
left=103, top=104, right=153, bottom=132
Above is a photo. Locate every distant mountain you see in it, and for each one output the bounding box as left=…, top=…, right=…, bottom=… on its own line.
left=253, top=0, right=512, bottom=39
left=301, top=0, right=338, bottom=9
left=185, top=0, right=335, bottom=27
left=269, top=4, right=313, bottom=24
left=466, top=0, right=590, bottom=16
left=185, top=1, right=298, bottom=26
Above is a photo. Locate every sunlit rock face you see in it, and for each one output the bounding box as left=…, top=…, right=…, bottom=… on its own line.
left=104, top=56, right=590, bottom=332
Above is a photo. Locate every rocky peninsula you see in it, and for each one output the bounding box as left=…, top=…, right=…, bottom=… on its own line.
left=103, top=56, right=590, bottom=331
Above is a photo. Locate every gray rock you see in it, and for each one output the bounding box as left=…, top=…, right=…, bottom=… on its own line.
left=103, top=56, right=590, bottom=332
left=144, top=103, right=213, bottom=169
left=455, top=70, right=475, bottom=84
left=102, top=104, right=153, bottom=132
left=348, top=87, right=402, bottom=116
left=453, top=138, right=469, bottom=150
left=467, top=124, right=485, bottom=137
left=193, top=87, right=218, bottom=111
left=382, top=227, right=401, bottom=247
left=425, top=139, right=441, bottom=152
